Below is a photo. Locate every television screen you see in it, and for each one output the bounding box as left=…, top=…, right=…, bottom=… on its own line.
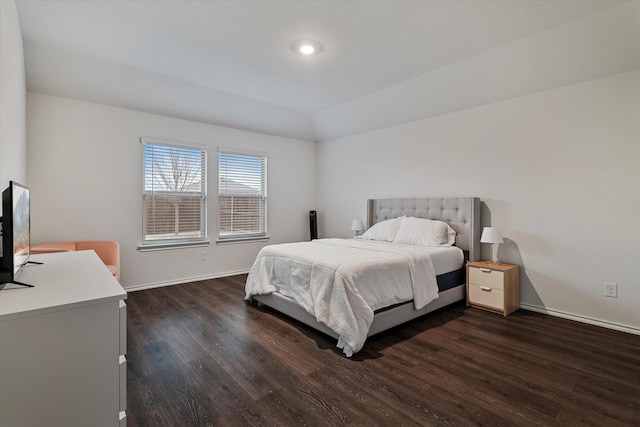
left=1, top=181, right=35, bottom=288
left=11, top=182, right=30, bottom=275
left=2, top=181, right=30, bottom=276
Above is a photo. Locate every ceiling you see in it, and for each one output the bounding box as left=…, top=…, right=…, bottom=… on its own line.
left=14, top=0, right=636, bottom=141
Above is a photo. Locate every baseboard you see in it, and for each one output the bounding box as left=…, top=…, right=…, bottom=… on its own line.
left=124, top=269, right=250, bottom=292
left=520, top=303, right=640, bottom=336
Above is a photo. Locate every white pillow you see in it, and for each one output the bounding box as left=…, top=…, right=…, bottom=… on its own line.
left=361, top=216, right=404, bottom=242
left=392, top=216, right=456, bottom=246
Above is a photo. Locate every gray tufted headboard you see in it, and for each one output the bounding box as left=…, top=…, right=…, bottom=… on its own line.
left=367, top=197, right=481, bottom=262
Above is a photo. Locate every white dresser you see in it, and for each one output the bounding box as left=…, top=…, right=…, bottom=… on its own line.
left=0, top=251, right=127, bottom=426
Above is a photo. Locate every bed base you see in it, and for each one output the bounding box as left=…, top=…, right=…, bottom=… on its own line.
left=251, top=284, right=465, bottom=340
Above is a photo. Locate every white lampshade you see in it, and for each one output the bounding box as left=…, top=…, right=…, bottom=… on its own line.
left=480, top=227, right=503, bottom=244
left=351, top=220, right=365, bottom=232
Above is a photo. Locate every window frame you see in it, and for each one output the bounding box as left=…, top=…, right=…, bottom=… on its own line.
left=138, top=137, right=209, bottom=251
left=217, top=148, right=269, bottom=244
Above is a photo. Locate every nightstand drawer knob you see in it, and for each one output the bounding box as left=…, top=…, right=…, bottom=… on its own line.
left=480, top=268, right=492, bottom=273
left=480, top=286, right=492, bottom=292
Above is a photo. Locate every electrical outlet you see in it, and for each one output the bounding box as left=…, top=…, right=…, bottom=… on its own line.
left=605, top=282, right=617, bottom=298
left=200, top=251, right=207, bottom=262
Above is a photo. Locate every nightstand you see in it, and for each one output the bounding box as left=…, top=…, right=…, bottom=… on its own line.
left=466, top=261, right=520, bottom=316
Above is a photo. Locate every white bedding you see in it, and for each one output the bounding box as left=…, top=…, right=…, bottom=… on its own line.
left=424, top=244, right=465, bottom=276
left=245, top=238, right=463, bottom=357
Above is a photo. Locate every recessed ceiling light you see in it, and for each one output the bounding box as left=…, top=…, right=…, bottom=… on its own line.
left=299, top=43, right=316, bottom=55
left=293, top=40, right=323, bottom=56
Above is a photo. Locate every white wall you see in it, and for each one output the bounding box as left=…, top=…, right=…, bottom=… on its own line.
left=0, top=0, right=26, bottom=190
left=318, top=70, right=640, bottom=332
left=27, top=93, right=316, bottom=289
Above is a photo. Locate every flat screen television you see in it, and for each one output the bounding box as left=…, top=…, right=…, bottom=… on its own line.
left=1, top=181, right=35, bottom=288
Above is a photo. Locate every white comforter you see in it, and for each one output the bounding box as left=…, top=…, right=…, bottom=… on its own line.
left=244, top=238, right=440, bottom=357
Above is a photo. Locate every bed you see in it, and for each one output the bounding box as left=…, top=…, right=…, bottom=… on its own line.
left=246, top=197, right=481, bottom=356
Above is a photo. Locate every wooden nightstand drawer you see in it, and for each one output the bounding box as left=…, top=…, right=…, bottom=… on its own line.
left=469, top=283, right=504, bottom=310
left=468, top=267, right=504, bottom=290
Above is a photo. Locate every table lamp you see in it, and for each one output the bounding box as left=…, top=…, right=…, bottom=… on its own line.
left=351, top=220, right=365, bottom=237
left=480, top=227, right=503, bottom=264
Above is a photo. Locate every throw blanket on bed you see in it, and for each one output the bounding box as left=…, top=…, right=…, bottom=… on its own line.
left=244, top=238, right=439, bottom=357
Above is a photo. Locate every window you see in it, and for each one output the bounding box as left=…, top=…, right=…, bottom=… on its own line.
left=141, top=138, right=207, bottom=249
left=218, top=150, right=267, bottom=242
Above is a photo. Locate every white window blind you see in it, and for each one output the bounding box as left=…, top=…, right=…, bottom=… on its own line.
left=218, top=150, right=267, bottom=240
left=142, top=139, right=207, bottom=246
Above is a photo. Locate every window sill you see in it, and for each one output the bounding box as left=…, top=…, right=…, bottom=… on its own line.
left=216, top=236, right=270, bottom=245
left=138, top=240, right=210, bottom=252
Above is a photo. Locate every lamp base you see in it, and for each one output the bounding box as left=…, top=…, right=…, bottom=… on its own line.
left=488, top=243, right=500, bottom=265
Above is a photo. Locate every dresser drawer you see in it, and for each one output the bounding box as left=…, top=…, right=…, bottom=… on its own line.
left=469, top=283, right=504, bottom=310
left=119, top=300, right=127, bottom=355
left=469, top=266, right=504, bottom=290
left=119, top=355, right=127, bottom=412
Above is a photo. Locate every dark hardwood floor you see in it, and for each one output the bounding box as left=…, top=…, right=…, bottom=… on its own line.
left=126, top=275, right=640, bottom=426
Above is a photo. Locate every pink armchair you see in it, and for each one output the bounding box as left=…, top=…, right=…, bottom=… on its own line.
left=31, top=241, right=120, bottom=282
